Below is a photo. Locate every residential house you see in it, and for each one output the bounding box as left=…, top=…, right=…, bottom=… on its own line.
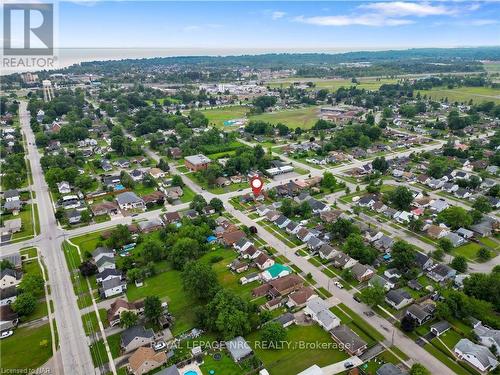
left=96, top=268, right=122, bottom=284
left=148, top=168, right=165, bottom=179
left=121, top=325, right=155, bottom=353
left=443, top=232, right=465, bottom=248
left=286, top=287, right=316, bottom=308
left=0, top=269, right=22, bottom=289
left=332, top=252, right=357, bottom=269
left=350, top=263, right=374, bottom=282
left=164, top=186, right=183, bottom=200
left=138, top=218, right=164, bottom=234
left=385, top=289, right=413, bottom=310
left=92, top=247, right=114, bottom=263
left=66, top=210, right=82, bottom=224
left=142, top=191, right=165, bottom=207
left=4, top=189, right=20, bottom=202
left=457, top=228, right=474, bottom=239
left=272, top=312, right=296, bottom=328
left=96, top=256, right=116, bottom=273
left=296, top=228, right=313, bottom=243
left=100, top=277, right=126, bottom=298
left=376, top=364, right=406, bottom=375
left=234, top=237, right=253, bottom=253
left=429, top=199, right=449, bottom=213
left=357, top=194, right=378, bottom=208
left=116, top=192, right=145, bottom=211
left=226, top=336, right=252, bottom=362
left=406, top=303, right=435, bottom=326
left=107, top=298, right=144, bottom=327
left=307, top=236, right=324, bottom=252
left=130, top=169, right=144, bottom=182
left=128, top=347, right=167, bottom=375
left=241, top=245, right=261, bottom=260
left=319, top=209, right=344, bottom=223
left=307, top=198, right=328, bottom=214
left=304, top=297, right=340, bottom=331
left=57, top=181, right=71, bottom=194
left=430, top=321, right=451, bottom=337
left=0, top=254, right=21, bottom=270
left=229, top=259, right=248, bottom=274
left=184, top=154, right=211, bottom=171
left=285, top=221, right=302, bottom=235
left=426, top=225, right=450, bottom=239
left=427, top=264, right=456, bottom=283
left=221, top=230, right=246, bottom=247
left=91, top=201, right=119, bottom=216
left=275, top=215, right=291, bottom=229
left=373, top=235, right=394, bottom=252
left=330, top=325, right=368, bottom=356
left=454, top=339, right=498, bottom=372
left=239, top=272, right=260, bottom=285
left=252, top=274, right=303, bottom=298
left=368, top=275, right=394, bottom=291
left=318, top=244, right=338, bottom=260
left=254, top=253, right=275, bottom=271
left=474, top=324, right=500, bottom=354
left=415, top=252, right=433, bottom=271
left=162, top=211, right=181, bottom=225
left=261, top=264, right=291, bottom=282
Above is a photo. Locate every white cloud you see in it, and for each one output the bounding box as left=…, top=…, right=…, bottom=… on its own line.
left=294, top=14, right=414, bottom=27
left=360, top=1, right=453, bottom=17
left=271, top=11, right=286, bottom=20
left=464, top=19, right=498, bottom=25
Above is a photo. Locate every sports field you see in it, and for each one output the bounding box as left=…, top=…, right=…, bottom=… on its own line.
left=266, top=77, right=398, bottom=91
left=201, top=105, right=249, bottom=128
left=249, top=106, right=320, bottom=129
left=417, top=86, right=500, bottom=104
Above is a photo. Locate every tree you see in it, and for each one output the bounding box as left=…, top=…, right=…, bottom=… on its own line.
left=200, top=289, right=252, bottom=340
left=387, top=186, right=414, bottom=211
left=260, top=322, right=287, bottom=347
left=451, top=256, right=468, bottom=273
left=12, top=292, right=37, bottom=316
left=410, top=364, right=430, bottom=375
left=437, top=206, right=472, bottom=230
left=144, top=296, right=163, bottom=323
left=408, top=218, right=424, bottom=232
left=0, top=259, right=13, bottom=271
left=106, top=224, right=132, bottom=249
left=401, top=315, right=416, bottom=332
left=477, top=247, right=492, bottom=262
left=190, top=194, right=207, bottom=213
left=321, top=172, right=337, bottom=191
left=372, top=157, right=389, bottom=173
left=209, top=198, right=224, bottom=213
left=79, top=261, right=97, bottom=277
left=18, top=274, right=44, bottom=296
left=473, top=196, right=492, bottom=213
left=438, top=238, right=454, bottom=253
left=182, top=261, right=220, bottom=302
left=432, top=248, right=445, bottom=261
left=142, top=239, right=164, bottom=262
left=343, top=233, right=376, bottom=265
left=168, top=237, right=201, bottom=269
left=329, top=218, right=359, bottom=241
left=340, top=268, right=353, bottom=282
left=120, top=311, right=138, bottom=328
left=280, top=198, right=293, bottom=217
left=391, top=241, right=416, bottom=271
left=171, top=174, right=184, bottom=187
left=360, top=284, right=385, bottom=307
left=127, top=268, right=143, bottom=283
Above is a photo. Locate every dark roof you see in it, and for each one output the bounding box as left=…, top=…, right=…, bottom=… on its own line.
left=121, top=325, right=154, bottom=347
left=155, top=365, right=181, bottom=375
left=386, top=289, right=411, bottom=305
left=4, top=189, right=19, bottom=199
left=97, top=268, right=122, bottom=280
left=330, top=324, right=367, bottom=352
left=376, top=363, right=406, bottom=375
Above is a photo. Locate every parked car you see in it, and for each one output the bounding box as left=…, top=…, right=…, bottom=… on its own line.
left=353, top=295, right=361, bottom=303
left=153, top=341, right=166, bottom=351
left=344, top=362, right=354, bottom=369
left=1, top=330, right=13, bottom=339
left=334, top=281, right=343, bottom=289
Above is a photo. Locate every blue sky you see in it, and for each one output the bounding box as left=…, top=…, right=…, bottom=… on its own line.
left=57, top=1, right=500, bottom=50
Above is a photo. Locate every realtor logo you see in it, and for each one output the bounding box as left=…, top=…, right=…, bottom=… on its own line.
left=3, top=3, right=54, bottom=56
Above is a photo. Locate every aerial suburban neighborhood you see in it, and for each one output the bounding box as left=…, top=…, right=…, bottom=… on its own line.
left=1, top=2, right=500, bottom=375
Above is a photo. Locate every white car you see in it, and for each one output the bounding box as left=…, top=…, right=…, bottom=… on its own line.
left=0, top=330, right=13, bottom=339
left=334, top=281, right=344, bottom=289
left=153, top=341, right=166, bottom=351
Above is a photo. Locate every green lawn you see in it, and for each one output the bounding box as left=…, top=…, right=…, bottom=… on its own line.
left=452, top=242, right=482, bottom=261
left=248, top=324, right=349, bottom=375
left=249, top=106, right=320, bottom=129
left=266, top=77, right=398, bottom=92
left=70, top=231, right=105, bottom=254
left=180, top=185, right=196, bottom=203
left=20, top=247, right=38, bottom=258
left=200, top=352, right=244, bottom=375
left=0, top=323, right=53, bottom=370
left=81, top=309, right=109, bottom=335
left=2, top=203, right=37, bottom=240
left=201, top=105, right=250, bottom=128
left=330, top=303, right=385, bottom=343
left=417, top=86, right=500, bottom=104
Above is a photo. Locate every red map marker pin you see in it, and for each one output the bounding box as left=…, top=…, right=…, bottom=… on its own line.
left=250, top=176, right=264, bottom=196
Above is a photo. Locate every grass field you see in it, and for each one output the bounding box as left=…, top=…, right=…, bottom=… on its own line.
left=201, top=105, right=250, bottom=128
left=417, top=86, right=500, bottom=104
left=266, top=77, right=398, bottom=92
left=0, top=323, right=53, bottom=370
left=249, top=106, right=320, bottom=129
left=452, top=242, right=482, bottom=261
left=248, top=324, right=349, bottom=375
left=200, top=352, right=244, bottom=375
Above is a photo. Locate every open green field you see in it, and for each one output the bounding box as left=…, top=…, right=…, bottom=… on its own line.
left=200, top=352, right=244, bottom=375
left=249, top=106, right=320, bottom=129
left=201, top=105, right=250, bottom=128
left=0, top=323, right=53, bottom=370
left=417, top=86, right=500, bottom=104
left=266, top=77, right=398, bottom=92
left=451, top=242, right=482, bottom=261
left=484, top=62, right=500, bottom=74
left=248, top=324, right=349, bottom=375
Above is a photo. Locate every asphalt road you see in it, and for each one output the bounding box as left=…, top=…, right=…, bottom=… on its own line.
left=16, top=101, right=95, bottom=375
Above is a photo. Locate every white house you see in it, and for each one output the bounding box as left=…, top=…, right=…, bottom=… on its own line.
left=304, top=297, right=340, bottom=332
left=454, top=339, right=498, bottom=372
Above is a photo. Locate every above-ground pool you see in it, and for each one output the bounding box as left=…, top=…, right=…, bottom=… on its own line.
left=183, top=371, right=199, bottom=375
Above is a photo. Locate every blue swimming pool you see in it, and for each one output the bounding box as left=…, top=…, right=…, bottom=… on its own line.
left=114, top=184, right=125, bottom=191
left=183, top=371, right=199, bottom=375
